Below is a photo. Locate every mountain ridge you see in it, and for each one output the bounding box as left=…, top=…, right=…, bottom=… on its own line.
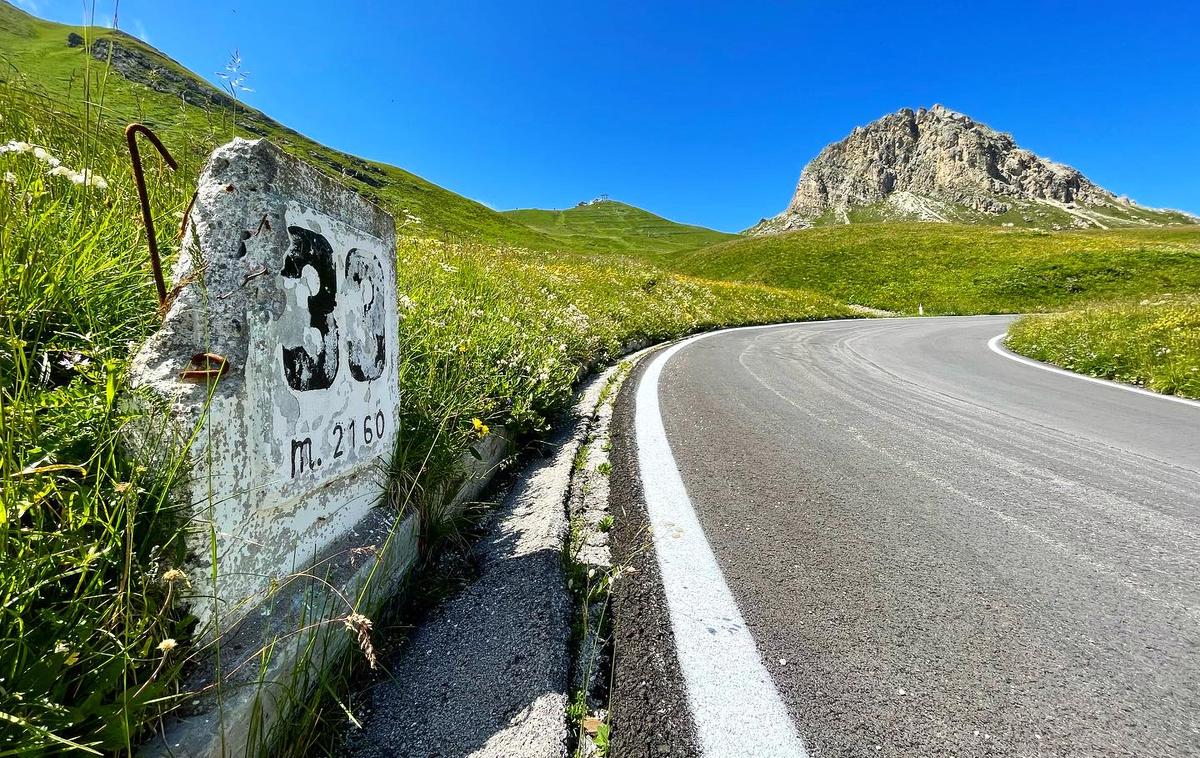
left=751, top=105, right=1198, bottom=234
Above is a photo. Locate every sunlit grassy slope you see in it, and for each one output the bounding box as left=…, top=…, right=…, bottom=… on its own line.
left=645, top=224, right=1200, bottom=315
left=782, top=194, right=1197, bottom=230
left=1007, top=295, right=1200, bottom=399
left=504, top=200, right=735, bottom=254
left=0, top=1, right=566, bottom=247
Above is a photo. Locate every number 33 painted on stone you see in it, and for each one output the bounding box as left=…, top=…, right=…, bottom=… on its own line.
left=280, top=225, right=386, bottom=392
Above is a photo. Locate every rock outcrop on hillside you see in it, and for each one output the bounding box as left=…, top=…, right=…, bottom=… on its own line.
left=751, top=105, right=1196, bottom=233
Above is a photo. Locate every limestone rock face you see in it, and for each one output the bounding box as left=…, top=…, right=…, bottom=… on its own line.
left=752, top=105, right=1196, bottom=233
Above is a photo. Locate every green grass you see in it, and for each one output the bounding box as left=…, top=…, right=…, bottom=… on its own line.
left=503, top=200, right=735, bottom=254
left=0, top=1, right=564, bottom=249
left=783, top=194, right=1196, bottom=231
left=0, top=10, right=855, bottom=753
left=648, top=223, right=1200, bottom=315
left=1007, top=295, right=1200, bottom=399
left=0, top=84, right=196, bottom=756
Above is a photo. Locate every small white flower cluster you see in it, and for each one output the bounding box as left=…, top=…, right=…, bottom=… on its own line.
left=48, top=165, right=109, bottom=189
left=1, top=140, right=60, bottom=166
left=1, top=139, right=108, bottom=190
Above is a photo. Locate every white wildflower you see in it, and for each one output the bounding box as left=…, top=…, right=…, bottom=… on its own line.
left=32, top=146, right=60, bottom=167
left=82, top=169, right=108, bottom=189
left=47, top=165, right=108, bottom=190
left=2, top=171, right=14, bottom=184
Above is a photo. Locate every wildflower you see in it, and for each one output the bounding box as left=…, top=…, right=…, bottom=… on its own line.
left=54, top=641, right=70, bottom=654
left=162, top=568, right=188, bottom=584
left=157, top=638, right=177, bottom=654
left=56, top=351, right=89, bottom=370
left=397, top=294, right=414, bottom=310
left=343, top=613, right=377, bottom=669
left=114, top=482, right=132, bottom=494
left=32, top=146, right=60, bottom=167
left=82, top=169, right=108, bottom=189
left=2, top=171, right=14, bottom=184
left=47, top=165, right=108, bottom=190
left=0, top=140, right=31, bottom=154
left=472, top=417, right=490, bottom=437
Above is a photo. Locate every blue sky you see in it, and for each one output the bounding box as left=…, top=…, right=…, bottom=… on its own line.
left=17, top=0, right=1200, bottom=231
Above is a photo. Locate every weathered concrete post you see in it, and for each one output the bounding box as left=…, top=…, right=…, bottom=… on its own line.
left=128, top=138, right=399, bottom=633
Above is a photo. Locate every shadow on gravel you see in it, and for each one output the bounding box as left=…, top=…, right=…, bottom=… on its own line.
left=346, top=433, right=575, bottom=758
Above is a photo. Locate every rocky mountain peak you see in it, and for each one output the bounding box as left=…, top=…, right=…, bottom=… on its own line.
left=751, top=106, right=1195, bottom=233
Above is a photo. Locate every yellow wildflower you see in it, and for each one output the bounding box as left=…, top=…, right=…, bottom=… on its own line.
left=472, top=418, right=490, bottom=437
left=157, top=638, right=177, bottom=654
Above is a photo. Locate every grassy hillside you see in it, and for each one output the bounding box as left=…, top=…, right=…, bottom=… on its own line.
left=504, top=199, right=735, bottom=254
left=781, top=193, right=1198, bottom=231
left=0, top=0, right=563, bottom=248
left=1007, top=296, right=1200, bottom=399
left=650, top=223, right=1200, bottom=315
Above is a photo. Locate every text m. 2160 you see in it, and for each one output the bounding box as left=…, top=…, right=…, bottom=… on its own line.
left=332, top=411, right=386, bottom=459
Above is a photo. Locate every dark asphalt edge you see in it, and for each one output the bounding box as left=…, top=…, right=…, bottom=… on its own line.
left=608, top=345, right=702, bottom=758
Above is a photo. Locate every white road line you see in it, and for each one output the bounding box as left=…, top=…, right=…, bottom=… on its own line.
left=635, top=329, right=808, bottom=758
left=987, top=334, right=1200, bottom=409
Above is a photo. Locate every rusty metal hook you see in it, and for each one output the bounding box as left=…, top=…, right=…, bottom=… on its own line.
left=125, top=123, right=178, bottom=309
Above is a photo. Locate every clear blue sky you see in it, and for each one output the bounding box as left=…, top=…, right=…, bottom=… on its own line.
left=19, top=0, right=1200, bottom=231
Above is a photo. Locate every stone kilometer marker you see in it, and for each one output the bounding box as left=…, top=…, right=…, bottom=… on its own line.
left=129, top=138, right=399, bottom=631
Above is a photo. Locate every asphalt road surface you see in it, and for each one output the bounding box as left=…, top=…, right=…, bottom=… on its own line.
left=609, top=315, right=1200, bottom=758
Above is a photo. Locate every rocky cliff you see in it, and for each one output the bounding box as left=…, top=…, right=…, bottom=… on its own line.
left=752, top=105, right=1196, bottom=233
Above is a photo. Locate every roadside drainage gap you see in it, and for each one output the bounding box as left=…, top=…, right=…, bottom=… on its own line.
left=564, top=359, right=635, bottom=757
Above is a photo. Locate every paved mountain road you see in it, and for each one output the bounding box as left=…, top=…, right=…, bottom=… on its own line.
left=610, top=316, right=1200, bottom=757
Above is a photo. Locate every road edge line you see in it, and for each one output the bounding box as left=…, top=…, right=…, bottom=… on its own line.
left=634, top=329, right=808, bottom=758
left=987, top=333, right=1200, bottom=410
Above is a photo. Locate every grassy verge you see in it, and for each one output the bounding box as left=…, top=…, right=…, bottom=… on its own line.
left=649, top=223, right=1200, bottom=315
left=1006, top=296, right=1200, bottom=400
left=0, top=82, right=198, bottom=755
left=0, top=67, right=853, bottom=754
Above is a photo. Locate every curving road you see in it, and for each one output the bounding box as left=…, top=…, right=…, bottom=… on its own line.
left=609, top=316, right=1200, bottom=758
